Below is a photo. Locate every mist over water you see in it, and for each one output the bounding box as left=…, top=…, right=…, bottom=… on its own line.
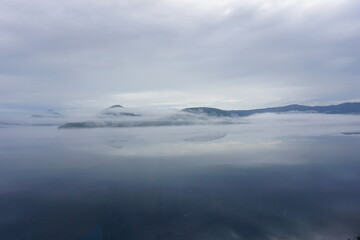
left=1, top=0, right=360, bottom=238
left=1, top=114, right=360, bottom=240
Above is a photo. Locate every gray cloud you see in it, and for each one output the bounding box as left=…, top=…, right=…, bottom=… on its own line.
left=0, top=0, right=359, bottom=109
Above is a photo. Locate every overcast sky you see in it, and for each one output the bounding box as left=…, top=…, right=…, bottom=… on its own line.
left=1, top=0, right=359, bottom=110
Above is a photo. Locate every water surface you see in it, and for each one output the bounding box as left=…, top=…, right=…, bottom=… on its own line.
left=0, top=114, right=360, bottom=240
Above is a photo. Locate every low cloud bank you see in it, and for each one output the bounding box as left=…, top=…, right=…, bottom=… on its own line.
left=59, top=106, right=238, bottom=129
left=58, top=103, right=360, bottom=129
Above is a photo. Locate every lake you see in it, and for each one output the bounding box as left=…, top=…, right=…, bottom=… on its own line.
left=0, top=114, right=360, bottom=240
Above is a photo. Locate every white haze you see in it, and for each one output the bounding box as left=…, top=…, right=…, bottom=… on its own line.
left=33, top=113, right=360, bottom=158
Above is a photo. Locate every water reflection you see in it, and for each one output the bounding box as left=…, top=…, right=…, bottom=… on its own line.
left=0, top=117, right=360, bottom=239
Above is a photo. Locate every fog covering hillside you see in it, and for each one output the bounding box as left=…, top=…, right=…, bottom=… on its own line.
left=59, top=105, right=237, bottom=129
left=0, top=109, right=66, bottom=127
left=59, top=102, right=360, bottom=129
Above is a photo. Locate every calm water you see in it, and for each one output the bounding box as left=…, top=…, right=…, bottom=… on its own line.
left=1, top=115, right=360, bottom=240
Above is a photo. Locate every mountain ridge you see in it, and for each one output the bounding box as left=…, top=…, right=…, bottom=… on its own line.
left=58, top=102, right=360, bottom=129
left=183, top=102, right=360, bottom=117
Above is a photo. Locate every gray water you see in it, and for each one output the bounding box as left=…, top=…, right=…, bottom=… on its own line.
left=1, top=114, right=360, bottom=240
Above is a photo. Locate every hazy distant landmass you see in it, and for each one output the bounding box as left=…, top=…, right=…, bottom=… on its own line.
left=342, top=132, right=360, bottom=135
left=59, top=104, right=232, bottom=129
left=183, top=102, right=360, bottom=117
left=31, top=109, right=64, bottom=119
left=102, top=105, right=141, bottom=117
left=107, top=105, right=124, bottom=109
left=58, top=102, right=360, bottom=129
left=59, top=120, right=197, bottom=129
left=0, top=109, right=64, bottom=127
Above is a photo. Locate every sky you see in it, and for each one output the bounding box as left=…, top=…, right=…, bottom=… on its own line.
left=1, top=0, right=359, bottom=111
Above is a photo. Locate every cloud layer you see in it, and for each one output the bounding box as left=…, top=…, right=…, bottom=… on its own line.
left=1, top=0, right=359, bottom=109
